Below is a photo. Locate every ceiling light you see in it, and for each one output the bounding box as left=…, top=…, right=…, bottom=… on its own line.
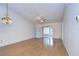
left=37, top=16, right=46, bottom=23
left=40, top=19, right=44, bottom=23
left=1, top=3, right=13, bottom=25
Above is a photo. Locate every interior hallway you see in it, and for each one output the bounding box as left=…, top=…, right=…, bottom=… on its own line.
left=0, top=38, right=68, bottom=56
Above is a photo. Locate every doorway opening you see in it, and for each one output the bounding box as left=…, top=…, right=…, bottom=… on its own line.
left=43, top=26, right=53, bottom=48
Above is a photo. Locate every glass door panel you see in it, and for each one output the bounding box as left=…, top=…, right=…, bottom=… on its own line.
left=43, top=26, right=53, bottom=48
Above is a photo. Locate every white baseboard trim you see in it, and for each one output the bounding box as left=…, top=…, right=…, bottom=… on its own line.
left=62, top=39, right=70, bottom=56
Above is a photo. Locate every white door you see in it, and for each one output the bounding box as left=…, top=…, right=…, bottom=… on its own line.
left=43, top=26, right=53, bottom=48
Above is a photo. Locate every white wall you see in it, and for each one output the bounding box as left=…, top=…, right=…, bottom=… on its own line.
left=62, top=4, right=79, bottom=56
left=35, top=22, right=62, bottom=39
left=0, top=6, right=35, bottom=47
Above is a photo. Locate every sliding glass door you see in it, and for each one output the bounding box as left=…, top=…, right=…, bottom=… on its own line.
left=43, top=26, right=53, bottom=48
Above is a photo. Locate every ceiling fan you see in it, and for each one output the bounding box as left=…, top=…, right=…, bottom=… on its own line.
left=37, top=16, right=47, bottom=23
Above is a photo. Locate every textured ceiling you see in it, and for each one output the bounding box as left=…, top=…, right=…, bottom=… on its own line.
left=1, top=3, right=65, bottom=24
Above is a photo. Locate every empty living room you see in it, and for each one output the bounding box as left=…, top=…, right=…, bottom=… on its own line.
left=0, top=2, right=79, bottom=57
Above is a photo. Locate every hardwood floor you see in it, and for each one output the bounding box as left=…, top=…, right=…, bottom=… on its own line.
left=0, top=38, right=68, bottom=56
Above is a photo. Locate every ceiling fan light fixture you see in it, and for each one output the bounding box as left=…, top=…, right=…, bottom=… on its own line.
left=37, top=16, right=46, bottom=23
left=1, top=3, right=13, bottom=25
left=40, top=19, right=44, bottom=23
left=2, top=16, right=13, bottom=24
